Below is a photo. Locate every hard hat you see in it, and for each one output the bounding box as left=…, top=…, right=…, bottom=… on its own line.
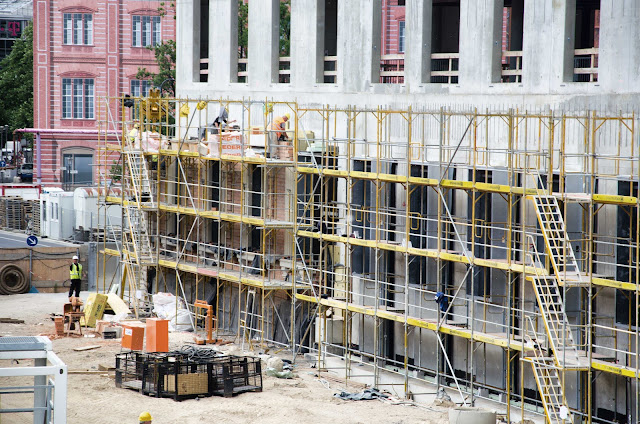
left=72, top=255, right=79, bottom=260
left=139, top=411, right=152, bottom=422
left=134, top=123, right=140, bottom=129
left=285, top=113, right=291, bottom=120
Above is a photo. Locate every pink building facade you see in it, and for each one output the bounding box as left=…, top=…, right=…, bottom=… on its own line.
left=33, top=0, right=175, bottom=188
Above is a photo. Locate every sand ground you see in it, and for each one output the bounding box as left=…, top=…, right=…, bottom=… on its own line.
left=0, top=293, right=450, bottom=424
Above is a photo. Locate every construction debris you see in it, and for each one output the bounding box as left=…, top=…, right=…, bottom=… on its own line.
left=0, top=317, right=25, bottom=324
left=72, top=345, right=101, bottom=351
left=334, top=388, right=389, bottom=401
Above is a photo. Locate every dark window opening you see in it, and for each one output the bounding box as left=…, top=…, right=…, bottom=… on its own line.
left=467, top=170, right=492, bottom=296
left=573, top=0, right=600, bottom=82
left=409, top=164, right=429, bottom=285
left=352, top=160, right=372, bottom=275
left=323, top=0, right=338, bottom=83
left=615, top=181, right=637, bottom=326
left=501, top=0, right=524, bottom=83
left=200, top=0, right=209, bottom=82
left=431, top=0, right=460, bottom=84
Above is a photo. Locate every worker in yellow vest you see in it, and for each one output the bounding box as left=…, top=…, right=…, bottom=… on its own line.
left=68, top=255, right=83, bottom=302
left=269, top=113, right=290, bottom=142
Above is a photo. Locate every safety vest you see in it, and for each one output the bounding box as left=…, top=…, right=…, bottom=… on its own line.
left=70, top=263, right=82, bottom=280
left=269, top=117, right=287, bottom=138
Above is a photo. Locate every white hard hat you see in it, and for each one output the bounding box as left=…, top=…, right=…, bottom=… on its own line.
left=72, top=255, right=79, bottom=260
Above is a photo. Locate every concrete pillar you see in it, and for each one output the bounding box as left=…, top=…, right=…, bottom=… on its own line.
left=522, top=0, right=576, bottom=91
left=209, top=0, right=239, bottom=86
left=405, top=0, right=432, bottom=86
left=248, top=0, right=279, bottom=87
left=176, top=0, right=201, bottom=89
left=599, top=0, right=640, bottom=91
left=337, top=0, right=381, bottom=90
left=459, top=0, right=503, bottom=88
left=291, top=0, right=325, bottom=86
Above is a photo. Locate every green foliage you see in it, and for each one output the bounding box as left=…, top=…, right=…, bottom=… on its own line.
left=109, top=161, right=122, bottom=182
left=238, top=2, right=249, bottom=58
left=279, top=1, right=291, bottom=56
left=237, top=2, right=290, bottom=57
left=136, top=40, right=176, bottom=97
left=0, top=24, right=33, bottom=133
left=157, top=2, right=176, bottom=19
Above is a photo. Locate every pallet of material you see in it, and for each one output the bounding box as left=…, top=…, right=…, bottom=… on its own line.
left=0, top=196, right=24, bottom=230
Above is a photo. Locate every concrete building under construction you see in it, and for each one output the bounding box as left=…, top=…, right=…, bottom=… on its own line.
left=96, top=1, right=640, bottom=423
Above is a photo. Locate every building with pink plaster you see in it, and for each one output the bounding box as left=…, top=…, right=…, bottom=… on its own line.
left=33, top=0, right=175, bottom=189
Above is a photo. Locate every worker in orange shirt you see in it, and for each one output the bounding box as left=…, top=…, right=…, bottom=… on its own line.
left=269, top=113, right=290, bottom=142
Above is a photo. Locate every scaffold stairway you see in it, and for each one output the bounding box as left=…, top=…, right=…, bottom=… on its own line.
left=529, top=275, right=582, bottom=367
left=524, top=318, right=574, bottom=424
left=124, top=205, right=155, bottom=265
left=531, top=195, right=586, bottom=287
left=125, top=150, right=154, bottom=206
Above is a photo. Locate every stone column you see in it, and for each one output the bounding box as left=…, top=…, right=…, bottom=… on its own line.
left=337, top=0, right=381, bottom=91
left=209, top=0, right=239, bottom=86
left=404, top=0, right=432, bottom=86
left=248, top=0, right=279, bottom=87
left=291, top=0, right=325, bottom=86
left=598, top=0, right=640, bottom=91
left=176, top=0, right=201, bottom=89
left=522, top=0, right=576, bottom=91
left=459, top=0, right=503, bottom=88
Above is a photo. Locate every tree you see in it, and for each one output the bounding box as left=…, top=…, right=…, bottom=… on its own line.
left=0, top=24, right=33, bottom=133
left=279, top=0, right=291, bottom=56
left=238, top=2, right=249, bottom=58
left=136, top=40, right=176, bottom=96
left=238, top=2, right=290, bottom=57
left=136, top=3, right=176, bottom=96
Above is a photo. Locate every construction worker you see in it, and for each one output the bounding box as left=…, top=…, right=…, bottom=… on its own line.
left=139, top=411, right=152, bottom=424
left=269, top=113, right=290, bottom=142
left=128, top=123, right=140, bottom=146
left=68, top=255, right=83, bottom=302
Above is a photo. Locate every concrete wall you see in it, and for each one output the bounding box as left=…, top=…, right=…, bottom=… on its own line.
left=177, top=0, right=640, bottom=112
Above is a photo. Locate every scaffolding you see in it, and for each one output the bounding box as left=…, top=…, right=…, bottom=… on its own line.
left=98, top=98, right=640, bottom=424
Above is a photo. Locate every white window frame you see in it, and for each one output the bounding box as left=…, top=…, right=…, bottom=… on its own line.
left=133, top=15, right=161, bottom=47
left=131, top=79, right=152, bottom=98
left=62, top=78, right=95, bottom=120
left=63, top=13, right=92, bottom=45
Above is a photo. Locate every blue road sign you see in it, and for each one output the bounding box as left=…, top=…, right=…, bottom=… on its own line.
left=0, top=161, right=5, bottom=168
left=26, top=235, right=38, bottom=247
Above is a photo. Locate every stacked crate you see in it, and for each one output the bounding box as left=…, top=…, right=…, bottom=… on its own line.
left=0, top=196, right=24, bottom=230
left=30, top=200, right=41, bottom=235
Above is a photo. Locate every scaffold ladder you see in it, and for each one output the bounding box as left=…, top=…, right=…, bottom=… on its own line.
left=531, top=195, right=586, bottom=286
left=524, top=318, right=574, bottom=424
left=125, top=150, right=155, bottom=206
left=529, top=275, right=581, bottom=367
left=123, top=205, right=155, bottom=265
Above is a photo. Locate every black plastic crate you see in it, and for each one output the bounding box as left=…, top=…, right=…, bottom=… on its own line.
left=115, top=351, right=263, bottom=401
left=153, top=360, right=212, bottom=401
left=210, top=356, right=262, bottom=397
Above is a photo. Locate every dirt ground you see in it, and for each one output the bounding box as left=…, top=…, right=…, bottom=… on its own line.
left=0, top=293, right=450, bottom=424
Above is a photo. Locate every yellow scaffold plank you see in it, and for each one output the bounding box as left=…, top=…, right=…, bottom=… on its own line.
left=105, top=196, right=122, bottom=204
left=297, top=230, right=544, bottom=274
left=592, top=194, right=637, bottom=205
left=100, top=248, right=120, bottom=257
left=592, top=360, right=639, bottom=379
left=295, top=293, right=532, bottom=352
